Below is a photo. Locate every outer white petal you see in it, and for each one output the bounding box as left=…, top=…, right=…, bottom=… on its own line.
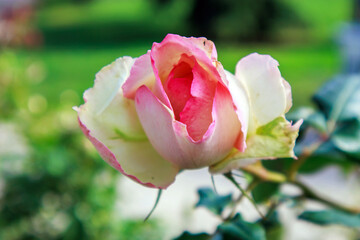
left=76, top=57, right=179, bottom=188
left=236, top=53, right=288, bottom=131
left=282, top=78, right=293, bottom=113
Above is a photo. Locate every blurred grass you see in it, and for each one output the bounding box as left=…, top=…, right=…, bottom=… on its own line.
left=284, top=0, right=352, bottom=41
left=218, top=42, right=341, bottom=108
left=36, top=0, right=190, bottom=45
left=23, top=0, right=349, bottom=110
left=38, top=0, right=151, bottom=27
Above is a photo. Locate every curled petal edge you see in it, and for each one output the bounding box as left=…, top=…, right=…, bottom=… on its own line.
left=78, top=117, right=176, bottom=188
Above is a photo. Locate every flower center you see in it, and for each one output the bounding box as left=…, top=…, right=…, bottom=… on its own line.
left=164, top=54, right=217, bottom=141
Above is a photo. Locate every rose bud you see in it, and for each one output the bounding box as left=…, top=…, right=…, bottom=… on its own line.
left=75, top=34, right=302, bottom=189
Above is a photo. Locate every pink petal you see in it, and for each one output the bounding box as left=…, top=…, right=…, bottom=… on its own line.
left=122, top=52, right=155, bottom=99
left=175, top=82, right=243, bottom=167
left=179, top=59, right=217, bottom=141
left=206, top=82, right=244, bottom=155
left=185, top=35, right=218, bottom=61
left=164, top=57, right=193, bottom=119
left=150, top=34, right=221, bottom=102
left=135, top=85, right=188, bottom=167
left=135, top=83, right=241, bottom=169
left=223, top=70, right=249, bottom=151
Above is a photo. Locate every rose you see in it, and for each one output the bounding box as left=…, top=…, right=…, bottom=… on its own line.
left=75, top=34, right=302, bottom=189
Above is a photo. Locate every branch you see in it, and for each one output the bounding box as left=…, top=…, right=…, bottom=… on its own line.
left=288, top=134, right=328, bottom=182
left=224, top=173, right=265, bottom=220
left=242, top=161, right=286, bottom=183
left=292, top=180, right=360, bottom=214
left=225, top=177, right=262, bottom=220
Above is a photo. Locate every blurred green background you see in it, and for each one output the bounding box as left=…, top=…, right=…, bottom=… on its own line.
left=0, top=0, right=354, bottom=239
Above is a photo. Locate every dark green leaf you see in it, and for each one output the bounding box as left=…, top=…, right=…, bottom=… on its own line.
left=217, top=214, right=266, bottom=240
left=306, top=112, right=328, bottom=133
left=263, top=211, right=283, bottom=240
left=196, top=188, right=232, bottom=215
left=252, top=182, right=279, bottom=203
left=313, top=74, right=360, bottom=121
left=173, top=231, right=212, bottom=240
left=296, top=154, right=351, bottom=173
left=299, top=210, right=360, bottom=227
left=332, top=119, right=360, bottom=158
left=287, top=107, right=315, bottom=121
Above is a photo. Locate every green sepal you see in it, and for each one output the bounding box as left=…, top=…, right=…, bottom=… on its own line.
left=210, top=117, right=301, bottom=173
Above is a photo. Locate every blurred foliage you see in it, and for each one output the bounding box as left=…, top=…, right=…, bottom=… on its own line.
left=35, top=0, right=352, bottom=46
left=288, top=74, right=360, bottom=173
left=216, top=214, right=266, bottom=240
left=0, top=51, right=163, bottom=239
left=195, top=188, right=232, bottom=216
left=156, top=0, right=303, bottom=41
left=251, top=182, right=280, bottom=203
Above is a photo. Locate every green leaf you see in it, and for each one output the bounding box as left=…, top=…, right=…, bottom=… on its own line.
left=313, top=74, right=360, bottom=122
left=218, top=214, right=266, bottom=240
left=262, top=212, right=284, bottom=240
left=312, top=74, right=360, bottom=160
left=332, top=119, right=360, bottom=158
left=287, top=107, right=315, bottom=121
left=306, top=112, right=328, bottom=133
left=299, top=210, right=360, bottom=227
left=252, top=182, right=279, bottom=203
left=173, top=231, right=212, bottom=240
left=195, top=188, right=232, bottom=215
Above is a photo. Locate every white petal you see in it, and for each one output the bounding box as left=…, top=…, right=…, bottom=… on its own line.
left=236, top=53, right=287, bottom=129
